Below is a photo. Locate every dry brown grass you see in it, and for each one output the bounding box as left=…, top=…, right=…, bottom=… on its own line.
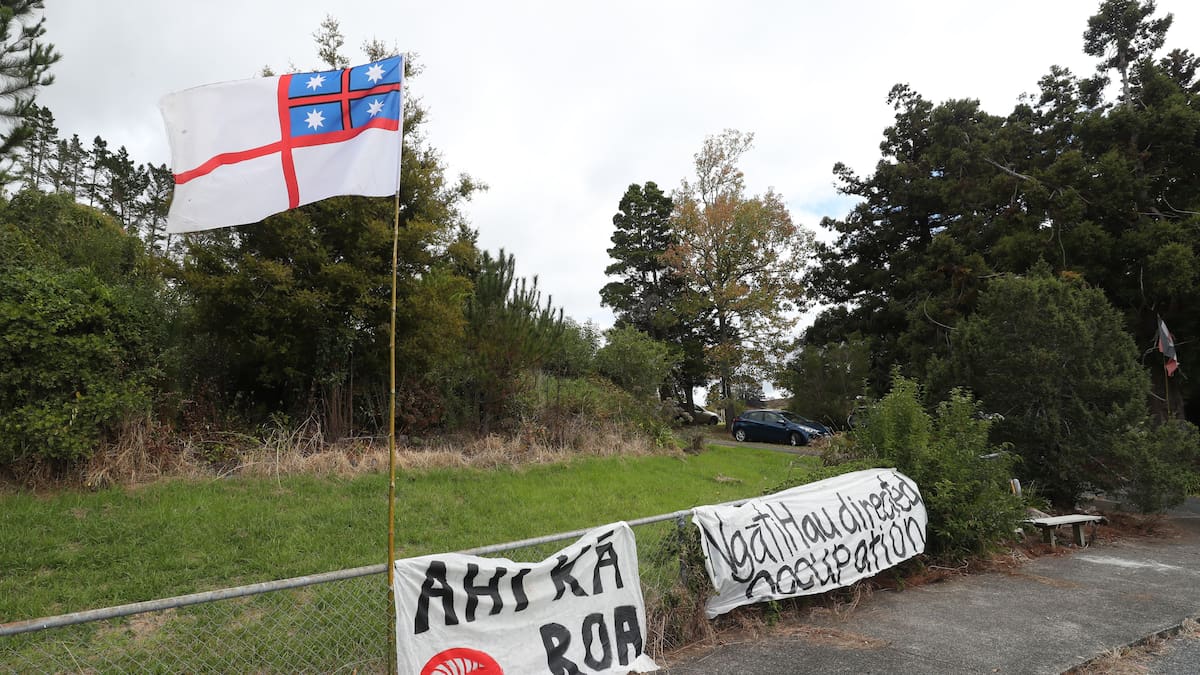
left=1069, top=617, right=1200, bottom=675
left=643, top=584, right=718, bottom=663
left=779, top=624, right=887, bottom=649
left=3, top=416, right=679, bottom=492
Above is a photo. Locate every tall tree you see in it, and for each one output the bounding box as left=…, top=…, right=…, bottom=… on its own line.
left=460, top=249, right=563, bottom=432
left=600, top=182, right=709, bottom=406
left=17, top=101, right=54, bottom=190
left=664, top=130, right=812, bottom=421
left=1084, top=0, right=1172, bottom=104
left=61, top=133, right=85, bottom=197
left=0, top=0, right=59, bottom=181
left=807, top=85, right=1021, bottom=393
left=600, top=182, right=676, bottom=336
left=100, top=146, right=148, bottom=232
left=313, top=15, right=349, bottom=69
left=137, top=163, right=174, bottom=254
left=85, top=135, right=108, bottom=208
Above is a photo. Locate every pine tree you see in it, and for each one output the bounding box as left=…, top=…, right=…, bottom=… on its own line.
left=17, top=102, right=54, bottom=190
left=600, top=182, right=711, bottom=406
left=137, top=163, right=173, bottom=254
left=86, top=135, right=108, bottom=207
left=101, top=146, right=148, bottom=231
left=55, top=130, right=84, bottom=194
left=0, top=1, right=59, bottom=180
left=1084, top=0, right=1173, bottom=105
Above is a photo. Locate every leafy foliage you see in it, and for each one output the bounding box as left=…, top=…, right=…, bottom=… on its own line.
left=948, top=267, right=1149, bottom=507
left=1119, top=419, right=1200, bottom=513
left=778, top=336, right=871, bottom=430
left=853, top=373, right=1026, bottom=561
left=0, top=192, right=165, bottom=465
left=594, top=326, right=678, bottom=399
left=665, top=130, right=813, bottom=414
left=0, top=0, right=58, bottom=178
left=543, top=319, right=600, bottom=379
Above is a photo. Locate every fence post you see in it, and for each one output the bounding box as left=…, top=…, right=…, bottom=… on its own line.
left=675, top=513, right=689, bottom=587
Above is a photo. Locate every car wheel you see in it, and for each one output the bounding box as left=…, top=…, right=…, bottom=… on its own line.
left=708, top=416, right=719, bottom=425
left=788, top=432, right=807, bottom=447
left=733, top=429, right=747, bottom=442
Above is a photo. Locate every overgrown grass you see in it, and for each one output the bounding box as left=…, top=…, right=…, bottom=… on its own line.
left=1, top=445, right=815, bottom=622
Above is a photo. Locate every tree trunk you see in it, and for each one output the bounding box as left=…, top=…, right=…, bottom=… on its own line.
left=717, top=312, right=734, bottom=429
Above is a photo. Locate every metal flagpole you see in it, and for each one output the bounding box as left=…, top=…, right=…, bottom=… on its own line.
left=1165, top=361, right=1171, bottom=420
left=386, top=54, right=406, bottom=675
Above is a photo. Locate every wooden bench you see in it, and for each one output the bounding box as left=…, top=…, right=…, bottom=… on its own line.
left=1025, top=514, right=1105, bottom=547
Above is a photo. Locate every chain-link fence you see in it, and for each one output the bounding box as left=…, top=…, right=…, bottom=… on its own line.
left=1, top=503, right=744, bottom=673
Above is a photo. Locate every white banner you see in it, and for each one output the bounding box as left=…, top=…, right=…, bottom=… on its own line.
left=693, top=468, right=927, bottom=618
left=393, top=522, right=659, bottom=675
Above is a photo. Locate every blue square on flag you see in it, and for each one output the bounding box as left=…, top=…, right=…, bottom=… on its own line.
left=288, top=69, right=343, bottom=98
left=349, top=57, right=402, bottom=90
left=350, top=91, right=400, bottom=129
left=290, top=101, right=344, bottom=137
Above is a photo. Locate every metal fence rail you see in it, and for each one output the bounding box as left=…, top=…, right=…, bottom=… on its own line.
left=1, top=499, right=749, bottom=673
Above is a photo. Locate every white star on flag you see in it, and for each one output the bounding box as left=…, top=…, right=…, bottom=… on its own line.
left=306, top=73, right=326, bottom=90
left=305, top=109, right=325, bottom=129
left=366, top=99, right=385, bottom=117
left=365, top=63, right=386, bottom=83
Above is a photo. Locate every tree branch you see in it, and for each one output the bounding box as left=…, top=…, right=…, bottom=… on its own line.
left=983, top=157, right=1039, bottom=184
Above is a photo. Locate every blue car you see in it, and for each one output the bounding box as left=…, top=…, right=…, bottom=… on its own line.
left=778, top=411, right=832, bottom=436
left=730, top=409, right=826, bottom=446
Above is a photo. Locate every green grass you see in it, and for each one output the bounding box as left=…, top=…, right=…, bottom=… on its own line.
left=1, top=445, right=815, bottom=621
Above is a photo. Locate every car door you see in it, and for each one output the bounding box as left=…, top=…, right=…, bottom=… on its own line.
left=762, top=411, right=790, bottom=443
left=738, top=411, right=763, bottom=440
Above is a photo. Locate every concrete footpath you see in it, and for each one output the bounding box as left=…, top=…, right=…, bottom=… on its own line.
left=663, top=500, right=1200, bottom=674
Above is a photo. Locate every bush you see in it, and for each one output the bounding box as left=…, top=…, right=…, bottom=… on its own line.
left=0, top=196, right=167, bottom=470
left=948, top=266, right=1150, bottom=508
left=0, top=265, right=160, bottom=465
left=509, top=373, right=674, bottom=448
left=594, top=326, right=678, bottom=398
left=852, top=373, right=1025, bottom=561
left=779, top=336, right=870, bottom=429
left=1119, top=420, right=1200, bottom=513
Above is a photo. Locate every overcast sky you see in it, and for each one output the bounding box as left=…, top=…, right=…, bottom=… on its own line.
left=37, top=1, right=1200, bottom=333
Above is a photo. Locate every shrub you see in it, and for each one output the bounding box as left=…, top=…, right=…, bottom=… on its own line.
left=949, top=266, right=1150, bottom=508
left=0, top=265, right=159, bottom=465
left=509, top=373, right=674, bottom=449
left=779, top=336, right=870, bottom=429
left=1, top=196, right=167, bottom=471
left=594, top=326, right=678, bottom=398
left=1119, top=420, right=1200, bottom=513
left=852, top=373, right=1025, bottom=561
